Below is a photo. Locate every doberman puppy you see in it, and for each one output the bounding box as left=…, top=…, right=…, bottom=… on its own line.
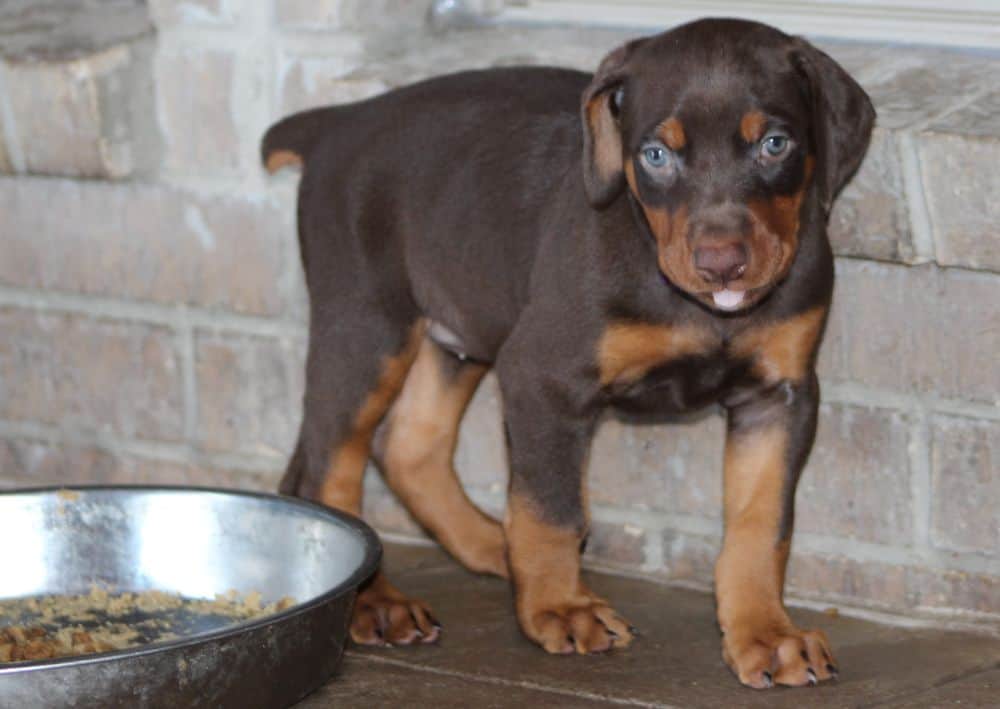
left=262, top=18, right=874, bottom=689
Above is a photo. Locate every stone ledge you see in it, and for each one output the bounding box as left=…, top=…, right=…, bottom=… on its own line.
left=0, top=1, right=158, bottom=179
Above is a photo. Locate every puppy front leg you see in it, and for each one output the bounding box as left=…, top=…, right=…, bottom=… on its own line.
left=716, top=372, right=838, bottom=688
left=501, top=383, right=635, bottom=655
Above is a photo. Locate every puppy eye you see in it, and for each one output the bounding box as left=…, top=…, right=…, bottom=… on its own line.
left=641, top=142, right=671, bottom=170
left=759, top=132, right=793, bottom=162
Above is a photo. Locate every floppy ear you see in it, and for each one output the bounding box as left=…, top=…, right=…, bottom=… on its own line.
left=790, top=38, right=876, bottom=215
left=581, top=40, right=643, bottom=208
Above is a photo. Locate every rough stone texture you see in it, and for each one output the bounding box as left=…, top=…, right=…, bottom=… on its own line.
left=0, top=0, right=152, bottom=61
left=827, top=128, right=913, bottom=263
left=858, top=49, right=1000, bottom=130
left=584, top=519, right=646, bottom=569
left=277, top=51, right=386, bottom=116
left=194, top=330, right=304, bottom=457
left=0, top=436, right=281, bottom=490
left=919, top=133, right=1000, bottom=273
left=0, top=40, right=159, bottom=178
left=0, top=177, right=291, bottom=316
left=590, top=414, right=725, bottom=518
left=0, top=308, right=183, bottom=442
left=787, top=553, right=1000, bottom=616
left=297, top=543, right=1000, bottom=709
left=928, top=87, right=1000, bottom=138
left=149, top=0, right=237, bottom=26
left=930, top=415, right=999, bottom=557
left=797, top=403, right=913, bottom=546
left=156, top=48, right=240, bottom=174
left=821, top=260, right=1000, bottom=404
left=275, top=0, right=434, bottom=30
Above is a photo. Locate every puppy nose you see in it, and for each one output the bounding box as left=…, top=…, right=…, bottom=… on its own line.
left=693, top=242, right=748, bottom=284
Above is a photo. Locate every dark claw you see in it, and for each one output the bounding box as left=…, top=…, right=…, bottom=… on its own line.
left=762, top=671, right=774, bottom=688
left=427, top=614, right=442, bottom=629
left=826, top=663, right=839, bottom=678
left=807, top=668, right=818, bottom=686
left=628, top=625, right=641, bottom=637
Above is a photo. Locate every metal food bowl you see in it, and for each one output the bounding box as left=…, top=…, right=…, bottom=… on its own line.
left=0, top=486, right=380, bottom=708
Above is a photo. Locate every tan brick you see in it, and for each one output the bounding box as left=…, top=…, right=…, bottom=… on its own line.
left=0, top=308, right=183, bottom=441
left=589, top=413, right=725, bottom=518
left=150, top=0, right=237, bottom=25
left=157, top=49, right=240, bottom=173
left=660, top=530, right=719, bottom=583
left=0, top=178, right=291, bottom=315
left=584, top=519, right=646, bottom=569
left=1, top=40, right=158, bottom=178
left=821, top=261, right=1000, bottom=403
left=277, top=52, right=386, bottom=116
left=920, top=133, right=1000, bottom=272
left=0, top=437, right=281, bottom=490
left=195, top=331, right=304, bottom=457
left=788, top=553, right=1000, bottom=616
left=828, top=128, right=914, bottom=263
left=798, top=404, right=913, bottom=546
left=930, top=415, right=999, bottom=556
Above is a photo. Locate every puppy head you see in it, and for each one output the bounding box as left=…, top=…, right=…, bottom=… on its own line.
left=581, top=19, right=875, bottom=313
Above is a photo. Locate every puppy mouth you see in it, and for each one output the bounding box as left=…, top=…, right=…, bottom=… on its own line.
left=711, top=288, right=747, bottom=311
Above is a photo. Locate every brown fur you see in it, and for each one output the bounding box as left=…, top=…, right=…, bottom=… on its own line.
left=598, top=321, right=716, bottom=386
left=379, top=337, right=507, bottom=577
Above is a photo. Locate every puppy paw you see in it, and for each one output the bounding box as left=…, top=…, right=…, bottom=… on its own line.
left=722, top=620, right=837, bottom=689
left=350, top=574, right=441, bottom=647
left=522, top=597, right=635, bottom=654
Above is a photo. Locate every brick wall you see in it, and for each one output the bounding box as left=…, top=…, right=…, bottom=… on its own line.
left=0, top=1, right=996, bottom=627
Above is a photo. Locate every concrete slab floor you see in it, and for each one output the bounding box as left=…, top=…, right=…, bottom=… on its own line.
left=298, top=544, right=1000, bottom=708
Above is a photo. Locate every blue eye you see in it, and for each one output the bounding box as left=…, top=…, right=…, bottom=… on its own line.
left=641, top=143, right=670, bottom=169
left=761, top=132, right=792, bottom=160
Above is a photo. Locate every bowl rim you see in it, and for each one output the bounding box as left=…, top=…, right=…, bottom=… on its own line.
left=0, top=484, right=382, bottom=675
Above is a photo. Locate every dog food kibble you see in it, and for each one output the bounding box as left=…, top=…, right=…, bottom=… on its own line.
left=0, top=587, right=295, bottom=664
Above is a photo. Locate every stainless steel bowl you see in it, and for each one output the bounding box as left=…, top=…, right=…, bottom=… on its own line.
left=0, top=486, right=380, bottom=708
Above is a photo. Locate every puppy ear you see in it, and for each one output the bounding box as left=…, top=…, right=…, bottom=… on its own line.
left=790, top=38, right=876, bottom=215
left=581, top=39, right=643, bottom=208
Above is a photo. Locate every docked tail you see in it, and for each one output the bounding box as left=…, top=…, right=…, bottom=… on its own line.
left=260, top=106, right=342, bottom=173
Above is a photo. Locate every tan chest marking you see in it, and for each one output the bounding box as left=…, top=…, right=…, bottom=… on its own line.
left=598, top=322, right=717, bottom=387
left=730, top=306, right=826, bottom=384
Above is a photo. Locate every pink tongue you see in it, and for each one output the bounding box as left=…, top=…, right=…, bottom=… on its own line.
left=712, top=289, right=745, bottom=310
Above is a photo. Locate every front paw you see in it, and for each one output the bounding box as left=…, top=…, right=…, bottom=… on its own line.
left=520, top=594, right=635, bottom=655
left=721, top=618, right=838, bottom=689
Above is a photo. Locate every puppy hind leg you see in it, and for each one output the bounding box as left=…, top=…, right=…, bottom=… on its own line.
left=376, top=336, right=508, bottom=578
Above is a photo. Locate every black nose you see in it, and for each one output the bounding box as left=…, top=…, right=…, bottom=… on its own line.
left=693, top=242, right=748, bottom=284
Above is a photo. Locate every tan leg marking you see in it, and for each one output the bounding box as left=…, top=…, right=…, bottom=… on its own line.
left=731, top=306, right=826, bottom=384
left=505, top=493, right=634, bottom=655
left=265, top=149, right=302, bottom=174
left=716, top=427, right=837, bottom=688
left=317, top=321, right=426, bottom=515
left=381, top=337, right=507, bottom=578
left=597, top=321, right=717, bottom=387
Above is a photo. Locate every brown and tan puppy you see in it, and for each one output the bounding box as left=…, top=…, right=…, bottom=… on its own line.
left=262, top=18, right=874, bottom=689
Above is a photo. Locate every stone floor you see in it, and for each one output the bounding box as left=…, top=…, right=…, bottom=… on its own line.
left=297, top=544, right=1000, bottom=708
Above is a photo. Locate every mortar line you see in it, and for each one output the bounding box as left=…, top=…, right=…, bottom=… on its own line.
left=0, top=285, right=306, bottom=338
left=0, top=62, right=26, bottom=172
left=897, top=130, right=937, bottom=263
left=344, top=652, right=679, bottom=708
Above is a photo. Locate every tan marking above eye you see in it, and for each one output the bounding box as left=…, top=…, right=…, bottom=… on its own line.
left=657, top=117, right=687, bottom=151
left=730, top=307, right=826, bottom=384
left=597, top=321, right=717, bottom=386
left=740, top=111, right=768, bottom=143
